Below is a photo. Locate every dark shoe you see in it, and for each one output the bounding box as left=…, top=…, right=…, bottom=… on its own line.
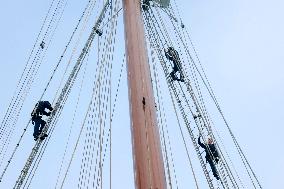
left=170, top=72, right=178, bottom=81
left=214, top=174, right=220, bottom=180
left=33, top=133, right=39, bottom=140
left=40, top=134, right=48, bottom=140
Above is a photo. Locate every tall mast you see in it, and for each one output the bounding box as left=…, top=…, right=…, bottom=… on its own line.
left=122, top=0, right=167, bottom=188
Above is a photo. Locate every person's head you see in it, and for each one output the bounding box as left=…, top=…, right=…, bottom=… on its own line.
left=207, top=138, right=213, bottom=144
left=168, top=47, right=174, bottom=51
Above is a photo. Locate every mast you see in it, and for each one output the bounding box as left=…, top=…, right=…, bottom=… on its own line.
left=122, top=0, right=167, bottom=188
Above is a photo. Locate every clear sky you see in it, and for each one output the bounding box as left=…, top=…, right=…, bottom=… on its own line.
left=0, top=0, right=283, bottom=188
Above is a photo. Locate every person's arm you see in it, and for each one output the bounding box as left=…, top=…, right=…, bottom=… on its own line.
left=198, top=136, right=206, bottom=149
left=164, top=49, right=169, bottom=58
left=213, top=144, right=220, bottom=158
left=165, top=49, right=173, bottom=61
left=31, top=117, right=35, bottom=125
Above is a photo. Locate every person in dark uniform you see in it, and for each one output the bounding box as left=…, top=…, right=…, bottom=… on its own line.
left=164, top=47, right=184, bottom=82
left=198, top=136, right=220, bottom=180
left=31, top=101, right=53, bottom=140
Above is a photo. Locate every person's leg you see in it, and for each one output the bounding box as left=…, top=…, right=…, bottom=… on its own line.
left=208, top=159, right=220, bottom=180
left=179, top=71, right=185, bottom=82
left=170, top=63, right=179, bottom=81
left=33, top=121, right=40, bottom=139
left=39, top=120, right=48, bottom=140
left=39, top=120, right=46, bottom=134
left=170, top=70, right=177, bottom=80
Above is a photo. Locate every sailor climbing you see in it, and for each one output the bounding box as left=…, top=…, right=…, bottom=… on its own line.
left=31, top=101, right=53, bottom=140
left=198, top=136, right=220, bottom=180
left=164, top=47, right=184, bottom=82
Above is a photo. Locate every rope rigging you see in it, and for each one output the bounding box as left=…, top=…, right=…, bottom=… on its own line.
left=78, top=1, right=120, bottom=187
left=61, top=35, right=124, bottom=189
left=0, top=0, right=264, bottom=188
left=0, top=0, right=70, bottom=172
left=147, top=35, right=203, bottom=189
left=150, top=49, right=179, bottom=189
left=161, top=5, right=247, bottom=188
left=143, top=7, right=215, bottom=188
left=141, top=2, right=260, bottom=188
left=0, top=0, right=98, bottom=183
left=167, top=1, right=262, bottom=188
left=29, top=1, right=121, bottom=188
left=11, top=2, right=111, bottom=188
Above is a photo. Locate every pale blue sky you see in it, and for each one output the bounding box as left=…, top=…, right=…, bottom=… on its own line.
left=0, top=0, right=283, bottom=188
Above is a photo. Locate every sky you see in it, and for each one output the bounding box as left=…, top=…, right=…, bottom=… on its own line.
left=0, top=0, right=283, bottom=188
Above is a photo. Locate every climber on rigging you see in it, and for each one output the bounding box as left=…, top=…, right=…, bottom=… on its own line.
left=164, top=47, right=184, bottom=82
left=31, top=101, right=53, bottom=140
left=198, top=135, right=220, bottom=180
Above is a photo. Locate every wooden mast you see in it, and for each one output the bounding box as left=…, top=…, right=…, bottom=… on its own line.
left=122, top=0, right=167, bottom=188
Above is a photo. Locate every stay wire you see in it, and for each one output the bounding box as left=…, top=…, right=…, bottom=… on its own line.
left=153, top=4, right=212, bottom=138
left=78, top=13, right=106, bottom=186
left=150, top=52, right=176, bottom=189
left=169, top=4, right=256, bottom=188
left=40, top=0, right=94, bottom=101
left=145, top=10, right=195, bottom=188
left=0, top=0, right=85, bottom=181
left=168, top=3, right=261, bottom=188
left=77, top=5, right=115, bottom=187
left=162, top=5, right=213, bottom=137
left=19, top=22, right=93, bottom=186
left=151, top=5, right=240, bottom=188
left=163, top=8, right=236, bottom=187
left=21, top=16, right=97, bottom=188
left=169, top=76, right=200, bottom=189
left=94, top=4, right=119, bottom=186
left=163, top=6, right=241, bottom=188
left=54, top=51, right=90, bottom=189
left=78, top=13, right=106, bottom=189
left=109, top=1, right=113, bottom=187
left=145, top=14, right=199, bottom=188
left=143, top=10, right=215, bottom=188
left=52, top=0, right=99, bottom=103
left=1, top=0, right=66, bottom=138
left=61, top=25, right=113, bottom=188
left=24, top=45, right=87, bottom=188
left=0, top=0, right=69, bottom=169
left=79, top=0, right=120, bottom=187
left=36, top=49, right=88, bottom=188
left=0, top=0, right=57, bottom=140
left=0, top=0, right=57, bottom=144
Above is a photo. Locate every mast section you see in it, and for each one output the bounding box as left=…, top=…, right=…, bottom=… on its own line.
left=122, top=0, right=166, bottom=188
